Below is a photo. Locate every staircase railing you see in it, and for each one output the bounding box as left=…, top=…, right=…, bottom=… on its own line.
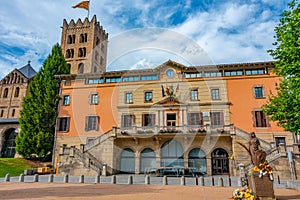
left=84, top=128, right=116, bottom=151
left=234, top=127, right=272, bottom=150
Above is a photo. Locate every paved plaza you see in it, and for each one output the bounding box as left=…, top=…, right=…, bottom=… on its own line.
left=0, top=182, right=300, bottom=200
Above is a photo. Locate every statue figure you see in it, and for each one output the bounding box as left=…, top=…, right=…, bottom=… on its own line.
left=249, top=132, right=267, bottom=167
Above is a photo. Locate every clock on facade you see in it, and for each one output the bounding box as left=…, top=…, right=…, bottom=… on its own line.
left=166, top=69, right=174, bottom=78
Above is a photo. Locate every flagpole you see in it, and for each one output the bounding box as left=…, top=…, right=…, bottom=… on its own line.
left=87, top=0, right=90, bottom=19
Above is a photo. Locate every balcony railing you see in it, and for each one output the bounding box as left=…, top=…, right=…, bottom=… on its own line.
left=117, top=124, right=234, bottom=136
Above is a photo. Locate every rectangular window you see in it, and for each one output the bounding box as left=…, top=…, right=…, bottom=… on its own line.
left=64, top=80, right=71, bottom=86
left=125, top=93, right=133, bottom=104
left=141, top=75, right=157, bottom=81
left=142, top=114, right=155, bottom=126
left=190, top=89, right=198, bottom=101
left=254, top=111, right=268, bottom=127
left=275, top=137, right=286, bottom=147
left=87, top=78, right=104, bottom=84
left=123, top=76, right=139, bottom=82
left=211, top=112, right=224, bottom=126
left=254, top=87, right=264, bottom=98
left=105, top=77, right=121, bottom=83
left=144, top=92, right=153, bottom=102
left=63, top=95, right=70, bottom=105
left=185, top=72, right=202, bottom=78
left=122, top=114, right=135, bottom=127
left=85, top=116, right=99, bottom=131
left=211, top=88, right=220, bottom=100
left=58, top=117, right=70, bottom=132
left=90, top=93, right=99, bottom=105
left=188, top=113, right=203, bottom=125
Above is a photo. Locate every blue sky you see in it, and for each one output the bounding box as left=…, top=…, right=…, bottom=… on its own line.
left=0, top=0, right=290, bottom=79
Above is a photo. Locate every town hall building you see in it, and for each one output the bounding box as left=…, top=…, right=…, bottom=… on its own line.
left=54, top=15, right=299, bottom=179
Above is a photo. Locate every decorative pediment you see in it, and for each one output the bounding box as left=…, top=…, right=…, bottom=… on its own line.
left=154, top=59, right=188, bottom=72
left=154, top=96, right=181, bottom=106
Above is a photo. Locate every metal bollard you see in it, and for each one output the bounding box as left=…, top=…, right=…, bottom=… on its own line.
left=128, top=175, right=133, bottom=184
left=278, top=175, right=280, bottom=184
left=218, top=177, right=224, bottom=187
left=195, top=175, right=198, bottom=185
left=95, top=175, right=100, bottom=184
left=5, top=173, right=10, bottom=182
left=212, top=176, right=214, bottom=186
left=228, top=176, right=231, bottom=187
left=48, top=174, right=54, bottom=183
left=181, top=176, right=186, bottom=186
left=19, top=174, right=24, bottom=182
left=145, top=175, right=150, bottom=185
left=163, top=176, right=168, bottom=185
left=79, top=174, right=84, bottom=183
left=199, top=176, right=205, bottom=186
left=111, top=175, right=116, bottom=184
left=237, top=177, right=242, bottom=187
left=34, top=174, right=39, bottom=182
left=64, top=174, right=69, bottom=183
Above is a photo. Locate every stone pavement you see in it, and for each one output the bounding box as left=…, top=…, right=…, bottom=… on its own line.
left=0, top=182, right=300, bottom=200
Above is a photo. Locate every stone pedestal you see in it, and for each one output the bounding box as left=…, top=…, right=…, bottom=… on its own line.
left=248, top=173, right=275, bottom=200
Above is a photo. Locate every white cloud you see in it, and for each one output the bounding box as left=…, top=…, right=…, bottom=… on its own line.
left=0, top=0, right=289, bottom=79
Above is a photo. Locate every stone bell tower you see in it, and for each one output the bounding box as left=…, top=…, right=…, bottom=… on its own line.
left=60, top=15, right=108, bottom=74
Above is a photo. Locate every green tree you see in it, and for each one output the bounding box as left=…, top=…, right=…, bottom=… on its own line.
left=16, top=44, right=69, bottom=160
left=263, top=0, right=300, bottom=135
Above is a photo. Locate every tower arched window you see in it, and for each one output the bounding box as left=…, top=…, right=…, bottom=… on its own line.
left=66, top=50, right=71, bottom=58
left=14, top=87, right=20, bottom=98
left=78, top=63, right=84, bottom=74
left=3, top=88, right=9, bottom=98
left=11, top=109, right=15, bottom=117
left=67, top=35, right=72, bottom=44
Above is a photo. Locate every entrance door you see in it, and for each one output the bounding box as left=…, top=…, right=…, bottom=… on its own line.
left=211, top=148, right=229, bottom=175
left=167, top=113, right=176, bottom=126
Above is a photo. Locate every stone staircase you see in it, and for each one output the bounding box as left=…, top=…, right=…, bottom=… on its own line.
left=234, top=127, right=281, bottom=168
left=58, top=128, right=117, bottom=176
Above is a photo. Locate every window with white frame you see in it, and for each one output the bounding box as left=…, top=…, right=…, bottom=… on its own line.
left=90, top=93, right=99, bottom=105
left=63, top=95, right=70, bottom=105
left=211, top=88, right=220, bottom=100
left=190, top=89, right=198, bottom=101
left=125, top=93, right=133, bottom=104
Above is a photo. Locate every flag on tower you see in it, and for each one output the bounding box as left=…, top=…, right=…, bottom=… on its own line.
left=72, top=1, right=90, bottom=10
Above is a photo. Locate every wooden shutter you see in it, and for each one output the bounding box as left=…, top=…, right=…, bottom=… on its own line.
left=85, top=116, right=89, bottom=131
left=219, top=112, right=224, bottom=125
left=200, top=112, right=203, bottom=125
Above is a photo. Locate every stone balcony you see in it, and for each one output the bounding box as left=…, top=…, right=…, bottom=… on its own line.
left=117, top=124, right=234, bottom=137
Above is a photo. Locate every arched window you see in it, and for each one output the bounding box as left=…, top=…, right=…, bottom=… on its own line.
left=66, top=50, right=71, bottom=58
left=78, top=63, right=84, bottom=74
left=211, top=148, right=229, bottom=175
left=161, top=140, right=183, bottom=167
left=120, top=148, right=135, bottom=173
left=3, top=88, right=8, bottom=98
left=140, top=148, right=156, bottom=173
left=67, top=35, right=72, bottom=44
left=188, top=148, right=206, bottom=173
left=78, top=48, right=83, bottom=57
left=11, top=109, right=15, bottom=117
left=1, top=128, right=18, bottom=158
left=0, top=110, right=4, bottom=117
left=14, top=87, right=20, bottom=98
